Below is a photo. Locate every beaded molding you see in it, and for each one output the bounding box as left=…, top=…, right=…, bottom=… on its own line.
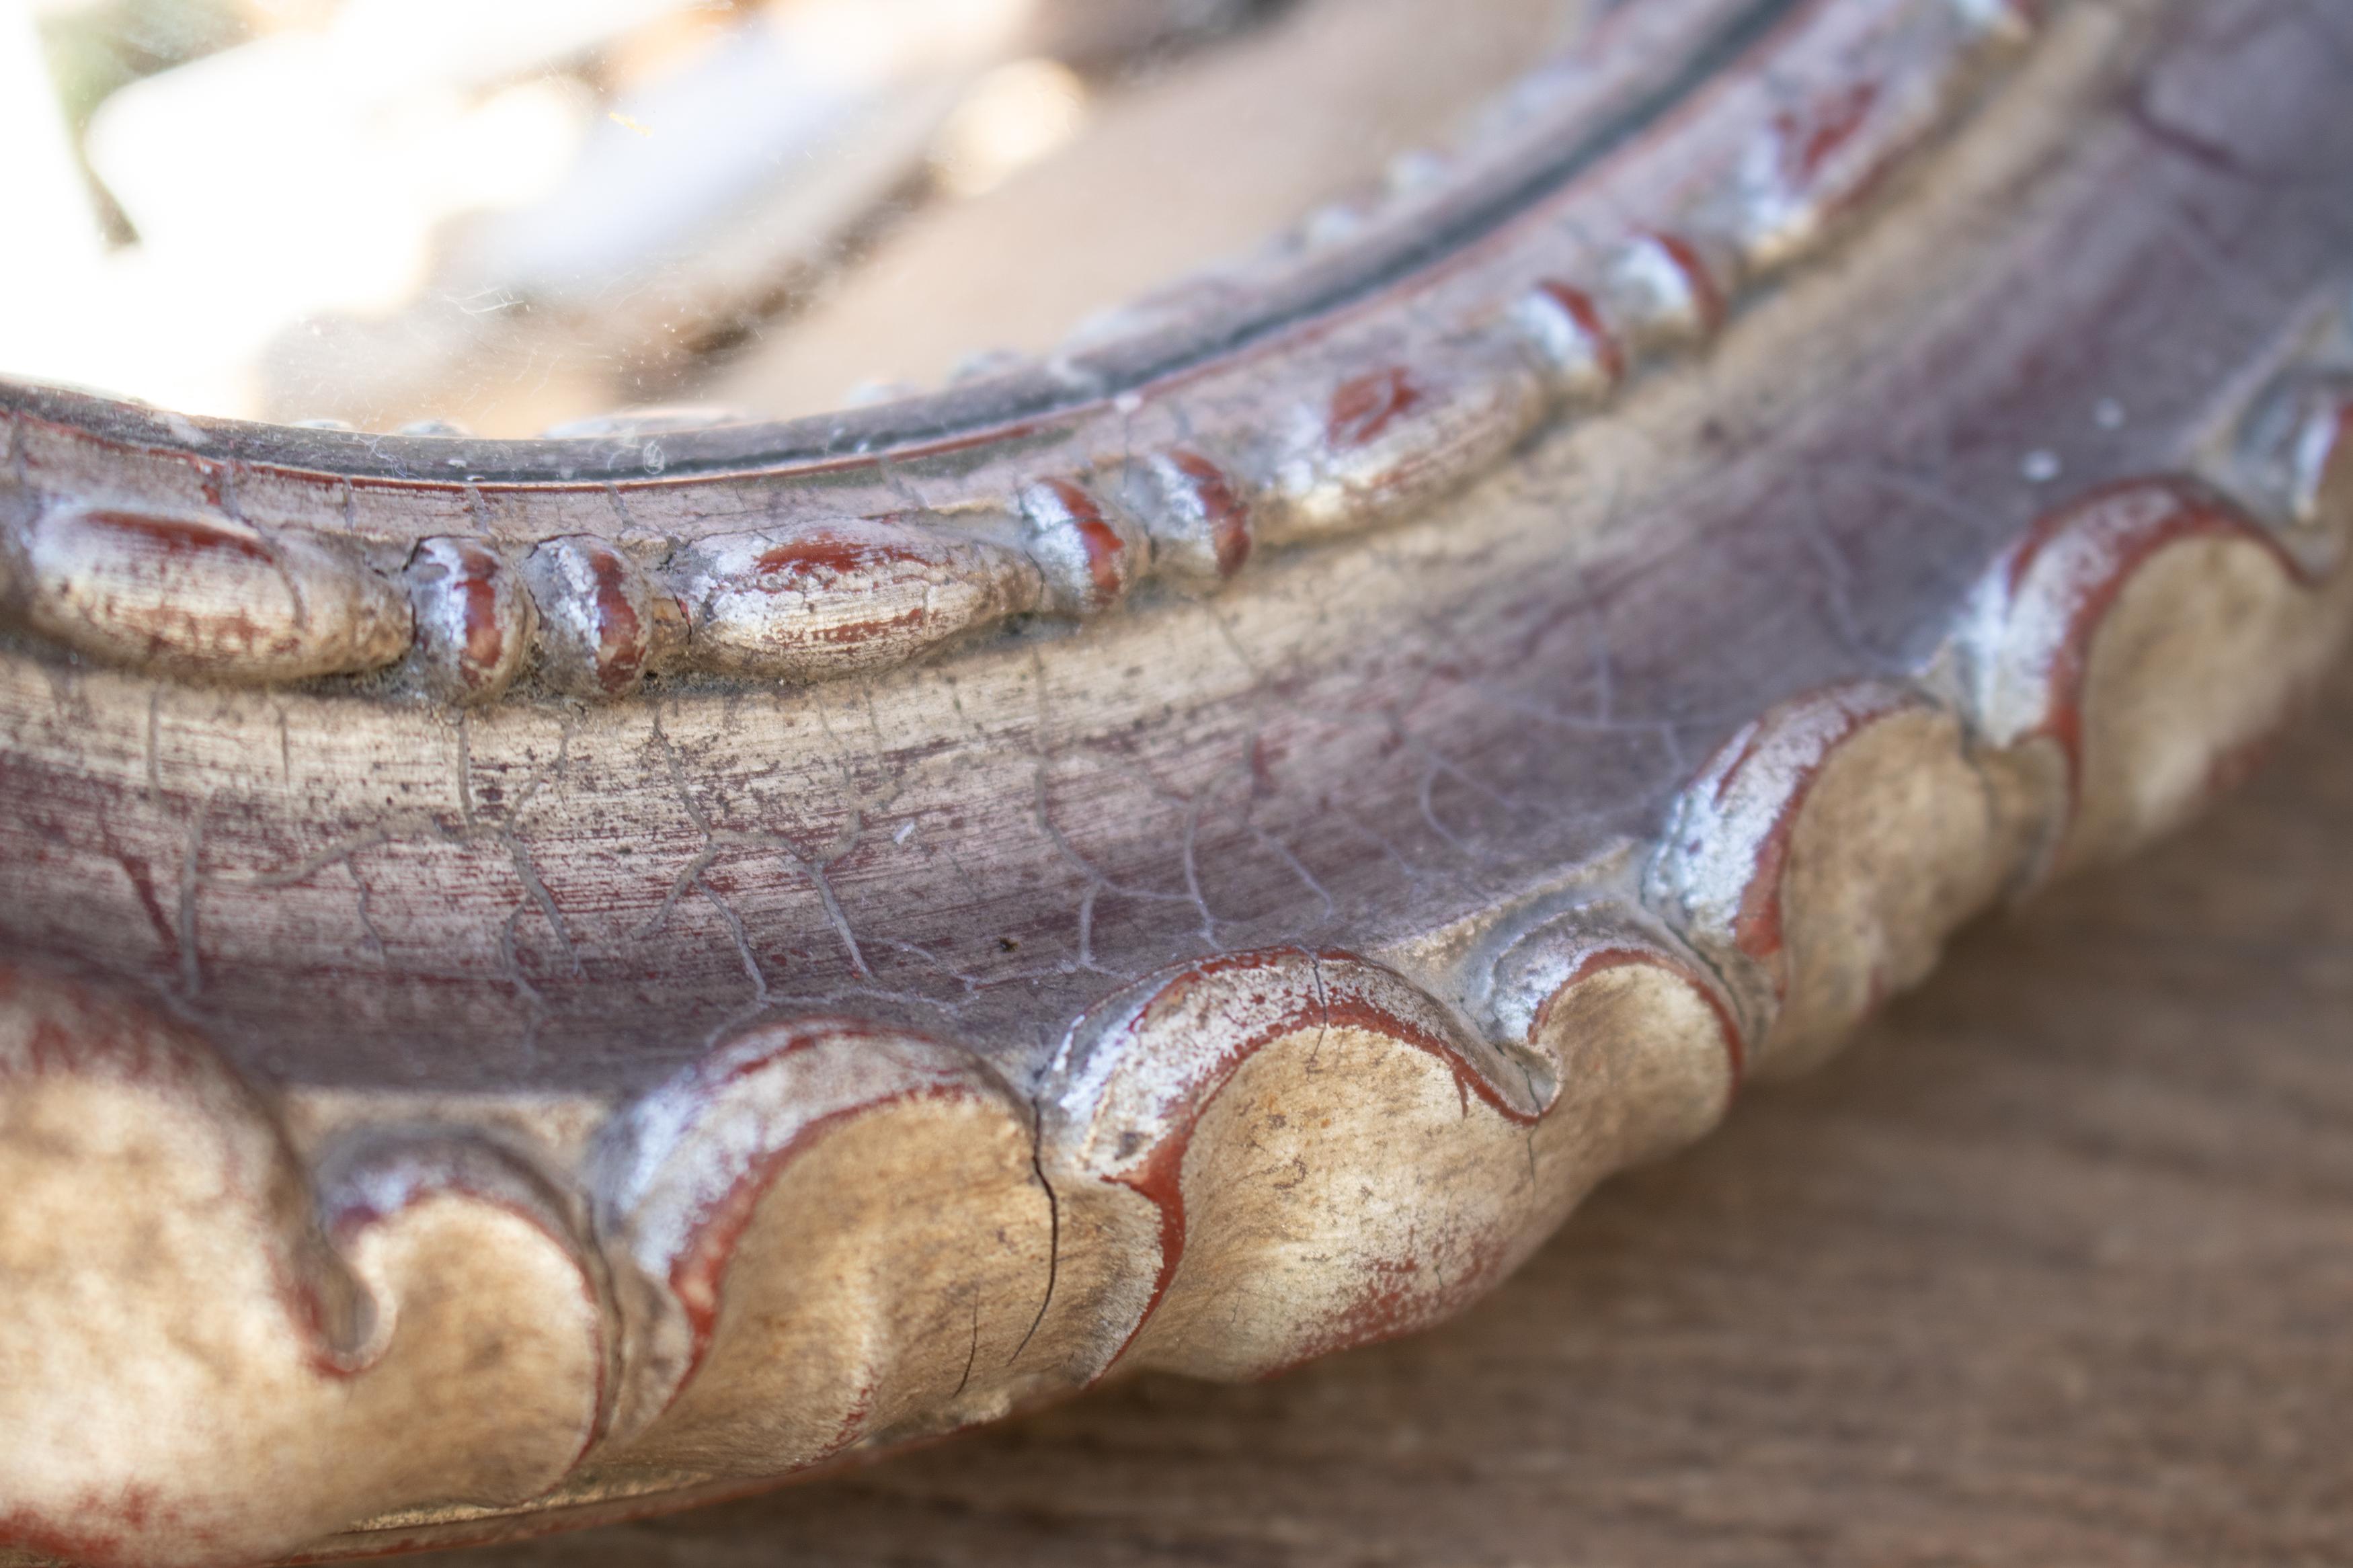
left=1, top=0, right=2030, bottom=706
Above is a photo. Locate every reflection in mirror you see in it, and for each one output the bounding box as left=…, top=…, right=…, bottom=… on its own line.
left=2, top=0, right=1585, bottom=436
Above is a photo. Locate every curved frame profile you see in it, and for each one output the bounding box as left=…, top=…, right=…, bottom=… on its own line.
left=3, top=0, right=2352, bottom=1562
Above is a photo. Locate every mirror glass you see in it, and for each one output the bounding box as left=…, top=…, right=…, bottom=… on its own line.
left=1, top=0, right=1584, bottom=435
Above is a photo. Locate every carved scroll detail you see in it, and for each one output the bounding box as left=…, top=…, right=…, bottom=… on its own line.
left=1648, top=684, right=2009, bottom=1077
left=0, top=968, right=605, bottom=1568
left=1950, top=477, right=2349, bottom=874
left=586, top=1020, right=1055, bottom=1478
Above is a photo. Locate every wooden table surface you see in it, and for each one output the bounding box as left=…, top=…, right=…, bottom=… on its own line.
left=419, top=667, right=2353, bottom=1568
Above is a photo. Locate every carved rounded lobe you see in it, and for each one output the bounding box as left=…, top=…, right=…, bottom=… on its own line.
left=670, top=518, right=1042, bottom=682
left=1018, top=479, right=1148, bottom=617
left=1262, top=355, right=1552, bottom=545
left=1515, top=282, right=1628, bottom=403
left=1601, top=233, right=1736, bottom=350
left=1116, top=450, right=1256, bottom=586
left=0, top=966, right=604, bottom=1568
left=1040, top=952, right=1545, bottom=1380
left=1483, top=905, right=1743, bottom=1163
left=518, top=536, right=684, bottom=700
left=3, top=506, right=410, bottom=683
left=1720, top=0, right=2023, bottom=272
left=1951, top=477, right=2348, bottom=874
left=586, top=1020, right=1058, bottom=1478
left=401, top=537, right=537, bottom=704
left=1647, top=684, right=2014, bottom=1077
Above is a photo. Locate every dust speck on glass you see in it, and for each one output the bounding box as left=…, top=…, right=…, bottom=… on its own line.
left=1, top=0, right=1589, bottom=436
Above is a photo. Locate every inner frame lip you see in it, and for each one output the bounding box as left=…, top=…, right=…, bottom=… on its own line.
left=0, top=0, right=1800, bottom=491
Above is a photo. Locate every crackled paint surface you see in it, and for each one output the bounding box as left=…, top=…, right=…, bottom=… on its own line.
left=3, top=0, right=2340, bottom=1100
left=0, top=0, right=2350, bottom=1561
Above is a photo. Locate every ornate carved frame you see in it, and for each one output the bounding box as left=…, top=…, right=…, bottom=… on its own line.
left=3, top=0, right=2350, bottom=1562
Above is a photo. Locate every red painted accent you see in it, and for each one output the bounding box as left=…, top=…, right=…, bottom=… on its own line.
left=1530, top=282, right=1628, bottom=384
left=750, top=528, right=922, bottom=582
left=808, top=606, right=931, bottom=647
left=1691, top=686, right=1917, bottom=979
left=635, top=1019, right=985, bottom=1437
left=581, top=544, right=647, bottom=696
left=432, top=539, right=508, bottom=688
left=1257, top=1225, right=1518, bottom=1380
left=0, top=962, right=233, bottom=1100
left=1727, top=751, right=1819, bottom=971
left=1164, top=449, right=1252, bottom=577
left=1642, top=233, right=1729, bottom=335
left=1038, top=477, right=1128, bottom=601
left=1078, top=948, right=1532, bottom=1374
left=1775, top=81, right=1880, bottom=183
left=75, top=507, right=270, bottom=565
left=0, top=1492, right=212, bottom=1568
left=735, top=521, right=986, bottom=648
left=1542, top=945, right=1747, bottom=1083
left=109, top=850, right=177, bottom=969
left=1998, top=477, right=2304, bottom=800
left=666, top=1085, right=943, bottom=1373
left=1327, top=368, right=1424, bottom=450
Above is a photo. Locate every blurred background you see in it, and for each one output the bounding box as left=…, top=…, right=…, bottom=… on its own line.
left=0, top=0, right=1585, bottom=436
